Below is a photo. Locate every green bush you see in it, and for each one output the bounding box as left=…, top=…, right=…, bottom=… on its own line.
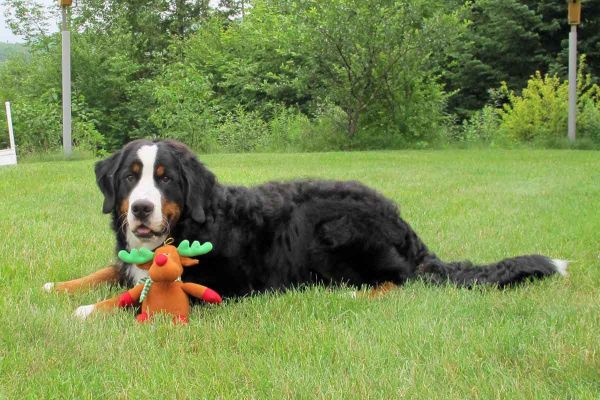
left=497, top=72, right=568, bottom=144
left=497, top=58, right=600, bottom=146
left=71, top=94, right=105, bottom=154
left=151, top=63, right=217, bottom=152
left=10, top=91, right=62, bottom=154
left=579, top=101, right=600, bottom=143
left=0, top=106, right=8, bottom=149
left=453, top=105, right=502, bottom=145
left=260, top=105, right=347, bottom=153
left=7, top=90, right=104, bottom=155
left=213, top=107, right=268, bottom=153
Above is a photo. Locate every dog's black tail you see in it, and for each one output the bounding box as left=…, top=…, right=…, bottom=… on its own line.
left=415, top=254, right=568, bottom=288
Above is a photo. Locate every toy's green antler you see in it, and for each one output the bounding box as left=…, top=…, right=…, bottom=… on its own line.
left=118, top=248, right=155, bottom=264
left=177, top=240, right=213, bottom=257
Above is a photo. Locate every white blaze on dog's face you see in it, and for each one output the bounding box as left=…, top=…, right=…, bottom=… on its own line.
left=126, top=144, right=167, bottom=249
left=96, top=140, right=200, bottom=254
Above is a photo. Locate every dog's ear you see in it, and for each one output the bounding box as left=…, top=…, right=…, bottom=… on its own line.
left=183, top=157, right=215, bottom=224
left=95, top=149, right=124, bottom=214
left=166, top=140, right=216, bottom=225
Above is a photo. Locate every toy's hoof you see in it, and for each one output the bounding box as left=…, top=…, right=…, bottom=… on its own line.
left=118, top=292, right=135, bottom=307
left=74, top=304, right=95, bottom=320
left=43, top=282, right=55, bottom=292
left=173, top=315, right=189, bottom=324
left=136, top=312, right=149, bottom=323
left=202, top=288, right=222, bottom=304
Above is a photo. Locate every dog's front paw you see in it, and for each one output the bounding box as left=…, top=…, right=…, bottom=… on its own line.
left=74, top=304, right=96, bottom=320
left=42, top=282, right=55, bottom=292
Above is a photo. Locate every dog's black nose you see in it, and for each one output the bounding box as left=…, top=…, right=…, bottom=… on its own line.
left=131, top=200, right=154, bottom=220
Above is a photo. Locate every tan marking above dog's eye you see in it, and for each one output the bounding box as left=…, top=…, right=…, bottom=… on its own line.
left=131, top=163, right=141, bottom=174
left=156, top=165, right=165, bottom=177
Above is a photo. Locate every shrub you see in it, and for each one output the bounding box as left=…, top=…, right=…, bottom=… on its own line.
left=213, top=107, right=268, bottom=153
left=260, top=105, right=347, bottom=152
left=497, top=57, right=600, bottom=146
left=497, top=72, right=568, bottom=143
left=579, top=101, right=600, bottom=143
left=151, top=63, right=217, bottom=152
left=10, top=90, right=62, bottom=154
left=455, top=105, right=502, bottom=144
left=0, top=105, right=9, bottom=149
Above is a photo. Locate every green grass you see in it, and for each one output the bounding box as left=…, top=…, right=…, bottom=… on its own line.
left=0, top=149, right=599, bottom=399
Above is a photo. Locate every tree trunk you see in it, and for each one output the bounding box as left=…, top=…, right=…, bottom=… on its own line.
left=346, top=107, right=361, bottom=138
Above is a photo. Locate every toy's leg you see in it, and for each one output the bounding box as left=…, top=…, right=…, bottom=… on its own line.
left=136, top=312, right=150, bottom=323
left=173, top=315, right=189, bottom=325
left=43, top=265, right=119, bottom=293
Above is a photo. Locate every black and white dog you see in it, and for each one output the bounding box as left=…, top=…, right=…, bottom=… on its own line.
left=43, top=139, right=567, bottom=318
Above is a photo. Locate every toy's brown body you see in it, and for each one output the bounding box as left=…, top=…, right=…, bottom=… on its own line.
left=143, top=281, right=190, bottom=317
left=117, top=242, right=221, bottom=324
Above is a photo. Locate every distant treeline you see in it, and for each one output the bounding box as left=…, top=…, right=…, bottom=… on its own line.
left=1, top=0, right=599, bottom=154
left=0, top=42, right=26, bottom=63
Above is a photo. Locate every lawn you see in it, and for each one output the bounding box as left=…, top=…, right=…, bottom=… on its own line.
left=0, top=149, right=599, bottom=399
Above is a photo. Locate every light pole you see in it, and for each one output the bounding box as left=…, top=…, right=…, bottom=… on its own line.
left=60, top=0, right=72, bottom=156
left=567, top=0, right=581, bottom=143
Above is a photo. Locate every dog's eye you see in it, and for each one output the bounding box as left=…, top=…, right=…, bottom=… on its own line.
left=125, top=174, right=135, bottom=183
left=160, top=176, right=171, bottom=183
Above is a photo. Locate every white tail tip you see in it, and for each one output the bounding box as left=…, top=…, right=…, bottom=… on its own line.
left=551, top=259, right=569, bottom=277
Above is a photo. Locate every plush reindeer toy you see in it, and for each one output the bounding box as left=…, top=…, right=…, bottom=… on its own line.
left=117, top=240, right=222, bottom=324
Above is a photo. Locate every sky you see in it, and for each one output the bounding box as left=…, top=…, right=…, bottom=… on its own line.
left=1, top=0, right=58, bottom=43
left=1, top=0, right=222, bottom=43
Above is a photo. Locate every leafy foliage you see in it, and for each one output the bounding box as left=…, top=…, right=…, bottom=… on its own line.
left=444, top=0, right=546, bottom=118
left=446, top=0, right=600, bottom=119
left=453, top=105, right=501, bottom=145
left=0, top=42, right=27, bottom=63
left=1, top=0, right=599, bottom=153
left=498, top=59, right=600, bottom=146
left=455, top=57, right=600, bottom=148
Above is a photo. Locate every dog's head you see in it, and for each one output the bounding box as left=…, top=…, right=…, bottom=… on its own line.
left=95, top=139, right=215, bottom=249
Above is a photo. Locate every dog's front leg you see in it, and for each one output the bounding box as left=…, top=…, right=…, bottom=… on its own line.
left=74, top=284, right=144, bottom=320
left=43, top=265, right=119, bottom=293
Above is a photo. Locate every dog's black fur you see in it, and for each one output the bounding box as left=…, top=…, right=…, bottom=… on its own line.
left=96, top=139, right=560, bottom=297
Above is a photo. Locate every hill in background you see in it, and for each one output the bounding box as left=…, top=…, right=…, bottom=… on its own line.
left=0, top=42, right=27, bottom=62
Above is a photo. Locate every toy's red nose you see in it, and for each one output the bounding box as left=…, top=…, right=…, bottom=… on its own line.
left=155, top=254, right=168, bottom=266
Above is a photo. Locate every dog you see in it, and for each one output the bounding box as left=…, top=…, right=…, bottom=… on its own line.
left=42, top=139, right=568, bottom=318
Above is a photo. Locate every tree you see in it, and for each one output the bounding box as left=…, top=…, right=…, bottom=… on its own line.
left=2, top=0, right=57, bottom=50
left=444, top=0, right=546, bottom=118
left=522, top=0, right=600, bottom=79
left=445, top=0, right=600, bottom=119
left=183, top=3, right=315, bottom=119
left=297, top=0, right=464, bottom=139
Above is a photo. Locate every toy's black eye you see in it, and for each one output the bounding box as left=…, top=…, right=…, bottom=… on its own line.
left=160, top=176, right=171, bottom=183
